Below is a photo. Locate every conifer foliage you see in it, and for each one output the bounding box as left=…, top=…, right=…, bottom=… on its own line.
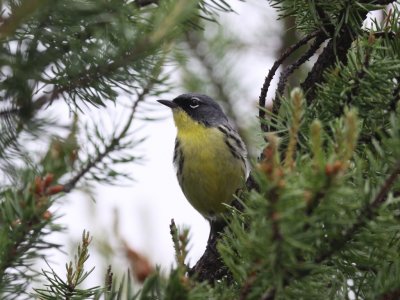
left=0, top=0, right=399, bottom=299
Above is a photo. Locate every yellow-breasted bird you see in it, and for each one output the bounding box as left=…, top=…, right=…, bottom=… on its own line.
left=158, top=93, right=248, bottom=238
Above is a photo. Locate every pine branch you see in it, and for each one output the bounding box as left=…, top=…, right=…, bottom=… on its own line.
left=262, top=159, right=400, bottom=300
left=328, top=42, right=374, bottom=122
left=62, top=88, right=149, bottom=193
left=315, top=158, right=400, bottom=264
left=35, top=231, right=98, bottom=299
left=170, top=219, right=190, bottom=273
left=0, top=0, right=45, bottom=38
left=65, top=231, right=92, bottom=299
left=299, top=1, right=400, bottom=104
left=0, top=174, right=63, bottom=295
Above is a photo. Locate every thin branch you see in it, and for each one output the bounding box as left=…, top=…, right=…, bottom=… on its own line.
left=33, top=87, right=64, bottom=110
left=62, top=88, right=149, bottom=193
left=272, top=34, right=326, bottom=118
left=259, top=30, right=322, bottom=132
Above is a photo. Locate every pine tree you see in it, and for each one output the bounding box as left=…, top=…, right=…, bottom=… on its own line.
left=1, top=0, right=400, bottom=299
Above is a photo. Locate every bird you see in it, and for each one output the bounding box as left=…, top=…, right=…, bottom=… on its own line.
left=158, top=93, right=248, bottom=239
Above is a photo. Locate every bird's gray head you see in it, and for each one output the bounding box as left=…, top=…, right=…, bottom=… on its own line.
left=157, top=93, right=229, bottom=126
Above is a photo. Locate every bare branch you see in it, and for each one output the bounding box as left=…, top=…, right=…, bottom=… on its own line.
left=259, top=30, right=322, bottom=132
left=272, top=34, right=325, bottom=121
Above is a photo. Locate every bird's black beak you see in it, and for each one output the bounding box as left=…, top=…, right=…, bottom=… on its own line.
left=157, top=100, right=178, bottom=109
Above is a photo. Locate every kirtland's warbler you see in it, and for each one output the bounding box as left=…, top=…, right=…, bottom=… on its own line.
left=158, top=93, right=248, bottom=234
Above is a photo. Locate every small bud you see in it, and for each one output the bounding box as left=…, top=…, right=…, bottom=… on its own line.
left=124, top=243, right=154, bottom=283
left=46, top=185, right=64, bottom=195
left=43, top=173, right=54, bottom=188
left=42, top=210, right=52, bottom=220
left=325, top=161, right=344, bottom=177
left=34, top=176, right=43, bottom=195
left=332, top=161, right=343, bottom=173
left=325, top=164, right=334, bottom=176
left=257, top=162, right=272, bottom=175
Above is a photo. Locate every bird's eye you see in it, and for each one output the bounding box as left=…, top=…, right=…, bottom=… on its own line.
left=189, top=97, right=200, bottom=109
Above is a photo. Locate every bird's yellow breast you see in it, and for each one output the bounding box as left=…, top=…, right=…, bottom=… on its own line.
left=172, top=109, right=245, bottom=219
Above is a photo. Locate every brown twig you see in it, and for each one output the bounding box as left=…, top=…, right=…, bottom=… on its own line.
left=273, top=34, right=326, bottom=118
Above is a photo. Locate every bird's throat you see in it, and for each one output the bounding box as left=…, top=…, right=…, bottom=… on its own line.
left=172, top=109, right=205, bottom=134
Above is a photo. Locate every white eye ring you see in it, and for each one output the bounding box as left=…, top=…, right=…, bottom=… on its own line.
left=189, top=97, right=200, bottom=109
